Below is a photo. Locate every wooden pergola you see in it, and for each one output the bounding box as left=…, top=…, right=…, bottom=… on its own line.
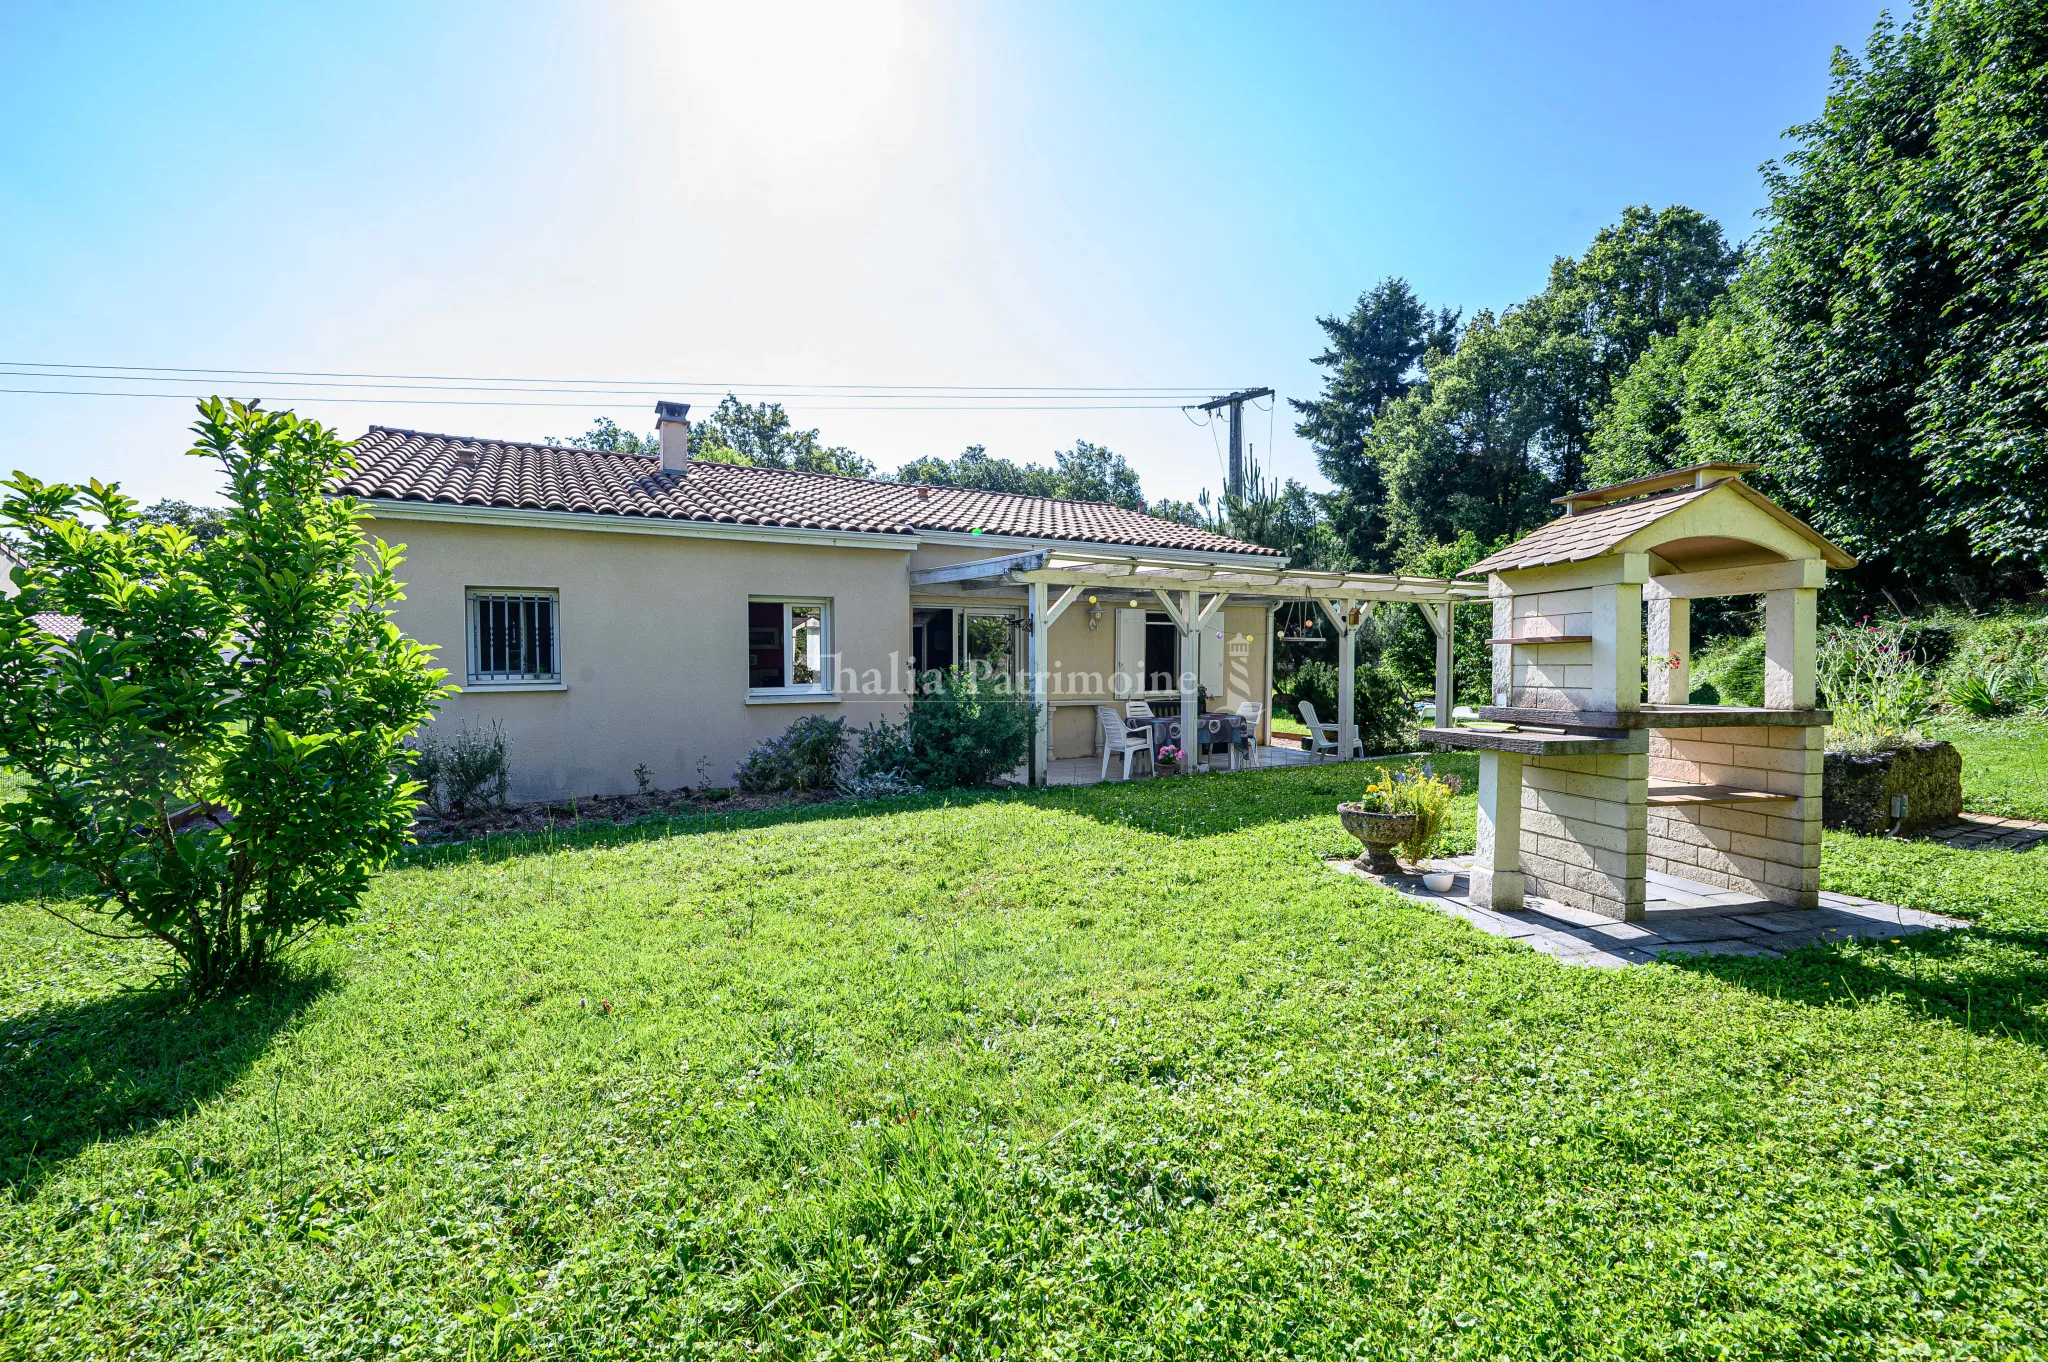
left=907, top=550, right=1489, bottom=783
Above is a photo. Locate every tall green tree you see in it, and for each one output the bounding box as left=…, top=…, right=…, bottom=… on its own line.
left=1587, top=304, right=1771, bottom=487
left=1290, top=279, right=1460, bottom=566
left=1153, top=457, right=1350, bottom=569
left=1594, top=1, right=2048, bottom=590
left=895, top=441, right=1146, bottom=511
left=687, top=395, right=875, bottom=478
left=545, top=416, right=659, bottom=456
left=1748, top=0, right=2047, bottom=579
left=1368, top=311, right=1556, bottom=552
left=1519, top=204, right=1741, bottom=494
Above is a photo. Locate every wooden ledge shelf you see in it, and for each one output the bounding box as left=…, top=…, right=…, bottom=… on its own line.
left=1647, top=779, right=1794, bottom=807
left=1486, top=635, right=1592, bottom=646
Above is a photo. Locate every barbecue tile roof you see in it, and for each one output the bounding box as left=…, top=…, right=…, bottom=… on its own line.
left=337, top=427, right=1279, bottom=557
left=1463, top=485, right=1719, bottom=576
left=1464, top=475, right=1857, bottom=577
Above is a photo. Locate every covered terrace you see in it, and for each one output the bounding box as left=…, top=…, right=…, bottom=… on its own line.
left=908, top=549, right=1488, bottom=784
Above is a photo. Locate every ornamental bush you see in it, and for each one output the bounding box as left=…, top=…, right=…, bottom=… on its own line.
left=733, top=715, right=849, bottom=792
left=1283, top=660, right=1411, bottom=755
left=905, top=667, right=1033, bottom=788
left=0, top=399, right=449, bottom=998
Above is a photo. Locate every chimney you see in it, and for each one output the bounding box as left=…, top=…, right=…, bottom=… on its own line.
left=655, top=400, right=691, bottom=472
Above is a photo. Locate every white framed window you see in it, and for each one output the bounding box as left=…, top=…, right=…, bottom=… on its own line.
left=748, top=598, right=832, bottom=695
left=467, top=589, right=560, bottom=687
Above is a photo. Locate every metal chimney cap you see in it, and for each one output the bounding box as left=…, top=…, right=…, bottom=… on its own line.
left=654, top=400, right=691, bottom=421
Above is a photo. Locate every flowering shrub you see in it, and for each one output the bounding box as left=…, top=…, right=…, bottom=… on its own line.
left=1156, top=743, right=1186, bottom=768
left=1818, top=620, right=1935, bottom=748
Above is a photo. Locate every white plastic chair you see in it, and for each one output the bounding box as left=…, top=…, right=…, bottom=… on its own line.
left=1298, top=700, right=1360, bottom=760
left=1234, top=701, right=1263, bottom=768
left=1125, top=698, right=1155, bottom=721
left=1098, top=706, right=1155, bottom=781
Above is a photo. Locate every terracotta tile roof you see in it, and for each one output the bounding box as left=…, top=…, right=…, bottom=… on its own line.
left=32, top=613, right=83, bottom=643
left=337, top=427, right=1279, bottom=558
left=1463, top=485, right=1718, bottom=576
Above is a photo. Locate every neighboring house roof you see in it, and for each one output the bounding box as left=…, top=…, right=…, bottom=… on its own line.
left=337, top=427, right=1281, bottom=558
left=1462, top=476, right=1856, bottom=576
left=32, top=613, right=83, bottom=643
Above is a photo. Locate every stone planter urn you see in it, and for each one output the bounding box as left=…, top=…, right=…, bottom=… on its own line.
left=1338, top=803, right=1415, bottom=874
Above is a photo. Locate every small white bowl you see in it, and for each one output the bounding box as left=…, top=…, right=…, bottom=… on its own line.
left=1421, top=871, right=1456, bottom=893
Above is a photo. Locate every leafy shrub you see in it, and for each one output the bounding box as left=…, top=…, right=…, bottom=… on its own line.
left=1284, top=660, right=1411, bottom=754
left=1690, top=633, right=1766, bottom=707
left=734, top=715, right=849, bottom=792
left=1946, top=663, right=2042, bottom=718
left=406, top=734, right=448, bottom=815
left=444, top=721, right=511, bottom=810
left=0, top=398, right=450, bottom=998
left=1940, top=614, right=2048, bottom=716
left=1818, top=620, right=1935, bottom=746
left=905, top=667, right=1033, bottom=789
left=837, top=770, right=925, bottom=799
left=407, top=721, right=511, bottom=813
left=854, top=718, right=913, bottom=778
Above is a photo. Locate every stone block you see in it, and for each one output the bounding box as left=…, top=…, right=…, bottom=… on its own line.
left=1822, top=742, right=1964, bottom=834
left=1765, top=860, right=1821, bottom=892
left=1526, top=815, right=1640, bottom=856
left=1692, top=845, right=1770, bottom=884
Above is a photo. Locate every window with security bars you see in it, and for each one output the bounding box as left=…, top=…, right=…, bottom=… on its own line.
left=467, top=590, right=559, bottom=684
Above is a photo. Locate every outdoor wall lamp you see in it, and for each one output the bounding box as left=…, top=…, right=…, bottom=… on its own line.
left=1086, top=594, right=1103, bottom=630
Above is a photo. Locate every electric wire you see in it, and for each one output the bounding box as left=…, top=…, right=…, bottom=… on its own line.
left=0, top=360, right=1225, bottom=401
left=0, top=386, right=1196, bottom=412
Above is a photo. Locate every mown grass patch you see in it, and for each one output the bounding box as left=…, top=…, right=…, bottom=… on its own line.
left=1, top=757, right=2045, bottom=1359
left=1929, top=716, right=2048, bottom=822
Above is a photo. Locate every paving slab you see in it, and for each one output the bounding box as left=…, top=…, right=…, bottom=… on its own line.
left=1325, top=853, right=1962, bottom=968
left=1640, top=939, right=1783, bottom=959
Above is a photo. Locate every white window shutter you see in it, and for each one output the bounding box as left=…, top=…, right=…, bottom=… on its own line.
left=1113, top=609, right=1147, bottom=696
left=1200, top=622, right=1224, bottom=697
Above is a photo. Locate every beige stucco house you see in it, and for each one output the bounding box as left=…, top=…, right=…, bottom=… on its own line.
left=340, top=402, right=1291, bottom=802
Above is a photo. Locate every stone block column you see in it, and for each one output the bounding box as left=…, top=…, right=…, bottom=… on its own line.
left=1764, top=587, right=1817, bottom=709
left=1647, top=597, right=1690, bottom=705
left=1470, top=749, right=1526, bottom=911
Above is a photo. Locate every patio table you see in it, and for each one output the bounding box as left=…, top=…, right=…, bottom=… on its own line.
left=1130, top=712, right=1247, bottom=769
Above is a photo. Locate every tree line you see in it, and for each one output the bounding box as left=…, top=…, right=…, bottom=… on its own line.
left=559, top=0, right=2046, bottom=614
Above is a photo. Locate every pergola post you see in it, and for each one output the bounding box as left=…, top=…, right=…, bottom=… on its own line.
left=1179, top=588, right=1200, bottom=773
left=1028, top=580, right=1049, bottom=785
left=1432, top=601, right=1455, bottom=728
left=1336, top=600, right=1357, bottom=761
left=1261, top=603, right=1278, bottom=745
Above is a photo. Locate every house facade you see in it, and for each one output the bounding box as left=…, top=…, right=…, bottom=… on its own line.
left=340, top=404, right=1284, bottom=802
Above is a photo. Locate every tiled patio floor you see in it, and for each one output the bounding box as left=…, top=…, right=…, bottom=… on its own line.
left=1327, top=858, right=1968, bottom=968
left=1046, top=744, right=1323, bottom=785
left=1922, top=811, right=2048, bottom=852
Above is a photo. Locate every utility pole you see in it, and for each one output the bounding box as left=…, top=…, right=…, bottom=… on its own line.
left=1193, top=388, right=1274, bottom=502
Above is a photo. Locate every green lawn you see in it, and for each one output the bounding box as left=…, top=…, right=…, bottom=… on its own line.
left=1930, top=716, right=2048, bottom=821
left=4, top=761, right=2048, bottom=1359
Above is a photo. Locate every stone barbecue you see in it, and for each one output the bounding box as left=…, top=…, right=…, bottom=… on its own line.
left=1426, top=463, right=1859, bottom=922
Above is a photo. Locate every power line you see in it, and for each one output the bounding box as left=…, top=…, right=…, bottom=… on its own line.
left=0, top=359, right=1226, bottom=399
left=0, top=386, right=1197, bottom=412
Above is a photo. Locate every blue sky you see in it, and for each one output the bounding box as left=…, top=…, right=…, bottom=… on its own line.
left=2, top=0, right=1887, bottom=508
